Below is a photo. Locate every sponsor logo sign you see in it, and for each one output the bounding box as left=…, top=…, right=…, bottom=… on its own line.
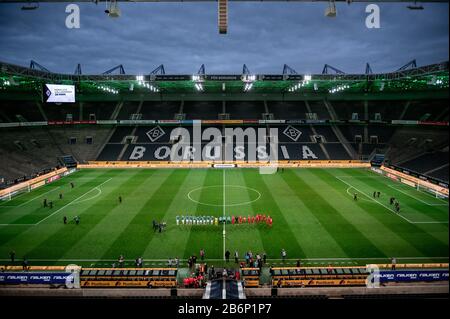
left=46, top=175, right=61, bottom=184
left=283, top=125, right=302, bottom=142
left=371, top=270, right=448, bottom=283
left=0, top=272, right=76, bottom=285
left=30, top=180, right=45, bottom=190
left=146, top=126, right=166, bottom=142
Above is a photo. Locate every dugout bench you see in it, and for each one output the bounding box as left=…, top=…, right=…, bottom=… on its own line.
left=271, top=267, right=369, bottom=287
left=80, top=268, right=178, bottom=288
left=241, top=268, right=260, bottom=287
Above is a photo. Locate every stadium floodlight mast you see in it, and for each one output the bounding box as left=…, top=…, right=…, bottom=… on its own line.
left=20, top=1, right=39, bottom=10
left=242, top=74, right=256, bottom=92
left=407, top=0, right=425, bottom=9
left=105, top=0, right=121, bottom=17
left=325, top=0, right=337, bottom=17
left=98, top=84, right=119, bottom=94
left=329, top=84, right=350, bottom=93
left=135, top=75, right=159, bottom=92
left=288, top=74, right=312, bottom=92
left=192, top=74, right=205, bottom=92
left=4, top=0, right=440, bottom=33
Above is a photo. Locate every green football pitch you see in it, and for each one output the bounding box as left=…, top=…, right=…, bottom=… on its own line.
left=0, top=168, right=448, bottom=267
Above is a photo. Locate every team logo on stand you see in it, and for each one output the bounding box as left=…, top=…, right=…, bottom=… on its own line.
left=282, top=125, right=302, bottom=141
left=146, top=125, right=166, bottom=142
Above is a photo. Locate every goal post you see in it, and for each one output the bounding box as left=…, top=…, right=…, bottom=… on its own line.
left=416, top=180, right=449, bottom=200
left=0, top=183, right=31, bottom=202
left=380, top=165, right=449, bottom=201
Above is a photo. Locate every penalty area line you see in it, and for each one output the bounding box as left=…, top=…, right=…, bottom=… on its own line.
left=336, top=176, right=415, bottom=224
left=337, top=177, right=448, bottom=224
left=388, top=185, right=448, bottom=207
left=0, top=187, right=61, bottom=208
left=17, top=186, right=62, bottom=208
left=34, top=178, right=112, bottom=226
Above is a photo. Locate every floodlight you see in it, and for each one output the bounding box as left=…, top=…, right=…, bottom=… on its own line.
left=195, top=83, right=204, bottom=92
left=244, top=83, right=254, bottom=92
left=325, top=0, right=337, bottom=17
left=105, top=0, right=121, bottom=18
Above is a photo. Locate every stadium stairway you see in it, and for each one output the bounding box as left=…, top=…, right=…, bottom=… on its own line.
left=203, top=279, right=246, bottom=299
left=330, top=125, right=357, bottom=159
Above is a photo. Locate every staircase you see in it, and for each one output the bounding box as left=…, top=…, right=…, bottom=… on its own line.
left=369, top=153, right=385, bottom=167
left=331, top=125, right=358, bottom=159
left=59, top=155, right=77, bottom=168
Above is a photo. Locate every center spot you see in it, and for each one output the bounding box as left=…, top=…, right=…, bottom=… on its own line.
left=187, top=185, right=261, bottom=207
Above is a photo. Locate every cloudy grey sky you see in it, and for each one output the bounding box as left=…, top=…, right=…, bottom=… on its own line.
left=0, top=1, right=448, bottom=74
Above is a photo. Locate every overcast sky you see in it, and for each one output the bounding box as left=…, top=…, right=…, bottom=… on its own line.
left=0, top=1, right=448, bottom=74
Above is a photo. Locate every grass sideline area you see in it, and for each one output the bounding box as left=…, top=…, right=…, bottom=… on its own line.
left=0, top=168, right=448, bottom=268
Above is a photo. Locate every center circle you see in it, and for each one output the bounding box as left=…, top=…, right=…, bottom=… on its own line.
left=187, top=185, right=261, bottom=207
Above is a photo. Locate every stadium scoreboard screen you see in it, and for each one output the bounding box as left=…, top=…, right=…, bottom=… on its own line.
left=43, top=84, right=75, bottom=103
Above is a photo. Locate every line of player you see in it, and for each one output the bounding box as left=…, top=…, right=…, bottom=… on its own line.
left=176, top=214, right=273, bottom=227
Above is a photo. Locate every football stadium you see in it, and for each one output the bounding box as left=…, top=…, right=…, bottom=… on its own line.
left=0, top=0, right=448, bottom=308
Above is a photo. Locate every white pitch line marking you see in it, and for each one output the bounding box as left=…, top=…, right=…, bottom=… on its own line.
left=16, top=187, right=62, bottom=208
left=416, top=187, right=449, bottom=204
left=336, top=176, right=415, bottom=224
left=388, top=185, right=448, bottom=206
left=72, top=187, right=102, bottom=205
left=338, top=173, right=449, bottom=205
left=345, top=187, right=373, bottom=203
left=34, top=178, right=112, bottom=226
left=337, top=176, right=448, bottom=225
left=187, top=185, right=261, bottom=207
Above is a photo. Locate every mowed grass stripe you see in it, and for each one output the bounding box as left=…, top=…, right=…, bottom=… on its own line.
left=12, top=172, right=115, bottom=225
left=0, top=186, right=60, bottom=212
left=0, top=170, right=113, bottom=252
left=100, top=169, right=190, bottom=260
left=142, top=169, right=209, bottom=261
left=347, top=169, right=449, bottom=226
left=183, top=169, right=223, bottom=260
left=283, top=169, right=386, bottom=258
left=261, top=172, right=348, bottom=259
left=21, top=170, right=136, bottom=261
left=0, top=171, right=107, bottom=238
left=353, top=170, right=448, bottom=223
left=242, top=169, right=306, bottom=259
left=334, top=169, right=449, bottom=255
left=62, top=169, right=160, bottom=259
left=0, top=170, right=94, bottom=208
left=0, top=170, right=107, bottom=223
left=304, top=169, right=425, bottom=258
left=224, top=169, right=266, bottom=261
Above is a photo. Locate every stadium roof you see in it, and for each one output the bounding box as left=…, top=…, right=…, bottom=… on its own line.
left=0, top=60, right=448, bottom=99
